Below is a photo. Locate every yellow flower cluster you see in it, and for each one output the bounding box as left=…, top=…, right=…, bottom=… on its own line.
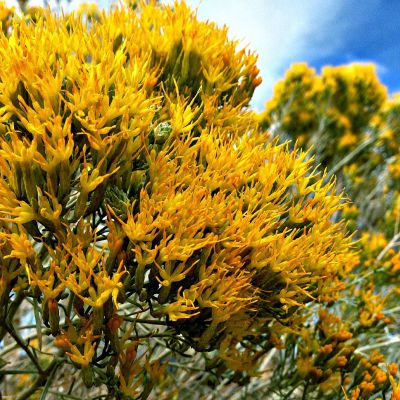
left=376, top=94, right=400, bottom=183
left=256, top=59, right=400, bottom=400
left=260, top=63, right=387, bottom=168
left=0, top=2, right=13, bottom=34
left=286, top=309, right=398, bottom=399
left=0, top=1, right=356, bottom=398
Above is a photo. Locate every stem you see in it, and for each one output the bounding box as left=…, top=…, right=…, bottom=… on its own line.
left=0, top=290, right=25, bottom=342
left=376, top=232, right=400, bottom=263
left=135, top=333, right=173, bottom=339
left=16, top=356, right=62, bottom=400
left=325, top=137, right=374, bottom=181
left=356, top=337, right=400, bottom=353
left=40, top=358, right=61, bottom=400
left=47, top=392, right=82, bottom=400
left=0, top=369, right=40, bottom=375
left=168, top=361, right=205, bottom=372
left=66, top=293, right=75, bottom=319
left=4, top=322, right=43, bottom=373
left=302, top=380, right=310, bottom=400
left=123, top=317, right=167, bottom=325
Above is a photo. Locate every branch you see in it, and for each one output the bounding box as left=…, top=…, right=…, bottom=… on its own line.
left=356, top=337, right=400, bottom=353
left=376, top=232, right=400, bottom=263
left=0, top=290, right=25, bottom=342
left=16, top=353, right=63, bottom=400
left=4, top=322, right=43, bottom=374
left=325, top=137, right=374, bottom=181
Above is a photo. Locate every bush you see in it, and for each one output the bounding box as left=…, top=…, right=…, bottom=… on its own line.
left=0, top=1, right=398, bottom=399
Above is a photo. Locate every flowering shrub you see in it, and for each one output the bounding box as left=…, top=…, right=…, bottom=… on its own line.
left=260, top=60, right=400, bottom=399
left=0, top=1, right=398, bottom=400
left=260, top=63, right=387, bottom=163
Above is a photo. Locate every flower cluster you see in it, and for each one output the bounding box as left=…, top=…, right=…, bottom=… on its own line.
left=0, top=2, right=355, bottom=399
left=260, top=63, right=387, bottom=168
left=260, top=62, right=400, bottom=399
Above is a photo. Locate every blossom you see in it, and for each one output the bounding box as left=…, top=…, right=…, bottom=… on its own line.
left=0, top=1, right=361, bottom=397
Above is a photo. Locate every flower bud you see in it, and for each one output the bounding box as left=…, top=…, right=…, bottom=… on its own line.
left=154, top=122, right=172, bottom=145
left=82, top=365, right=93, bottom=388
left=93, top=306, right=104, bottom=335
left=54, top=334, right=71, bottom=350
left=389, top=363, right=398, bottom=376
left=48, top=298, right=60, bottom=335
left=135, top=289, right=146, bottom=303
left=107, top=314, right=122, bottom=353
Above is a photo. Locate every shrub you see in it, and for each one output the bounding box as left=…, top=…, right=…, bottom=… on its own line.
left=2, top=1, right=396, bottom=399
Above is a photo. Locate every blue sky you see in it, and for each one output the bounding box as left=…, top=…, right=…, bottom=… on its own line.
left=9, top=0, right=399, bottom=110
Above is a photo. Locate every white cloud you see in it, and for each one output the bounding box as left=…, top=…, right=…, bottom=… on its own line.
left=162, top=0, right=351, bottom=110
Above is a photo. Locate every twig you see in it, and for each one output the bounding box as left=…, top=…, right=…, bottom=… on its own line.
left=0, top=369, right=40, bottom=375
left=302, top=380, right=310, bottom=400
left=16, top=355, right=62, bottom=400
left=40, top=358, right=61, bottom=400
left=4, top=322, right=43, bottom=373
left=123, top=317, right=167, bottom=325
left=376, top=232, right=400, bottom=262
left=0, top=291, right=25, bottom=342
left=356, top=337, right=400, bottom=353
left=325, top=137, right=374, bottom=181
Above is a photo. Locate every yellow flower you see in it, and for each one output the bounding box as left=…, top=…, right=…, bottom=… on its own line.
left=80, top=160, right=120, bottom=195
left=77, top=2, right=100, bottom=18
left=339, top=132, right=358, bottom=148
left=28, top=263, right=64, bottom=301
left=155, top=260, right=194, bottom=287
left=165, top=83, right=202, bottom=136
left=66, top=334, right=97, bottom=367
left=60, top=251, right=126, bottom=309
left=155, top=288, right=199, bottom=321
left=391, top=375, right=400, bottom=400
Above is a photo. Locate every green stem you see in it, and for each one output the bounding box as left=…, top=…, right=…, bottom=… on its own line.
left=123, top=317, right=167, bottom=325
left=4, top=322, right=43, bottom=373
left=0, top=290, right=25, bottom=342
left=158, top=284, right=171, bottom=304
left=66, top=293, right=75, bottom=319
left=0, top=369, right=40, bottom=375
left=301, top=380, right=310, bottom=400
